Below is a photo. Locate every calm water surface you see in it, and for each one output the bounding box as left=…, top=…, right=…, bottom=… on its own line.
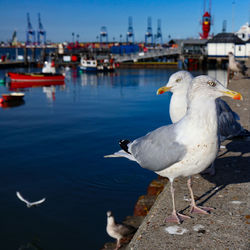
left=0, top=68, right=209, bottom=249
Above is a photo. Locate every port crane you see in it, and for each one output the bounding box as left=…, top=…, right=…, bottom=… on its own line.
left=26, top=13, right=36, bottom=45
left=37, top=13, right=46, bottom=45
left=154, top=19, right=163, bottom=44
left=100, top=26, right=108, bottom=43
left=126, top=16, right=134, bottom=43
left=145, top=17, right=153, bottom=44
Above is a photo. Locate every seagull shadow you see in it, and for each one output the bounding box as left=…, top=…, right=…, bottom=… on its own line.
left=182, top=139, right=250, bottom=210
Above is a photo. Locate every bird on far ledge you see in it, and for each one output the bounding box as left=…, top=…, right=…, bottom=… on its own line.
left=105, top=75, right=243, bottom=224
left=228, top=52, right=248, bottom=79
left=106, top=211, right=136, bottom=250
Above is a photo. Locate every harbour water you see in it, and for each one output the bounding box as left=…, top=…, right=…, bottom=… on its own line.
left=0, top=67, right=217, bottom=249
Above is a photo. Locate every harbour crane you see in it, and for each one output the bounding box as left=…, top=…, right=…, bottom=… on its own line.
left=26, top=13, right=36, bottom=45
left=100, top=26, right=108, bottom=43
left=37, top=13, right=46, bottom=45
left=154, top=19, right=163, bottom=44
left=145, top=17, right=153, bottom=44
left=126, top=16, right=134, bottom=43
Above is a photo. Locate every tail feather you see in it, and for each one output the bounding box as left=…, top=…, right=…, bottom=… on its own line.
left=119, top=139, right=131, bottom=154
left=104, top=150, right=137, bottom=162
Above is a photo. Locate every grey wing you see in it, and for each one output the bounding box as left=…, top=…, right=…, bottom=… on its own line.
left=216, top=98, right=243, bottom=140
left=130, top=124, right=187, bottom=172
left=116, top=224, right=135, bottom=236
left=236, top=61, right=247, bottom=74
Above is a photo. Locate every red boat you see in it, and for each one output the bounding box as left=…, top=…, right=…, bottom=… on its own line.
left=8, top=72, right=65, bottom=82
left=1, top=92, right=25, bottom=102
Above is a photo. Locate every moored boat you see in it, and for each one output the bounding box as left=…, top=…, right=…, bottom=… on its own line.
left=79, top=58, right=115, bottom=72
left=7, top=72, right=65, bottom=82
left=1, top=92, right=25, bottom=102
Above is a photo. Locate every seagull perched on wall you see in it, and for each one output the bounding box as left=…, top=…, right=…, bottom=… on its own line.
left=228, top=52, right=248, bottom=77
left=157, top=71, right=249, bottom=175
left=105, top=76, right=242, bottom=224
left=106, top=211, right=136, bottom=250
left=157, top=71, right=249, bottom=141
left=16, top=191, right=46, bottom=208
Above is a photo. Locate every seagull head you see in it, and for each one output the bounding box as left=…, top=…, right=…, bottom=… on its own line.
left=157, top=71, right=193, bottom=95
left=188, top=75, right=243, bottom=101
left=107, top=211, right=112, bottom=217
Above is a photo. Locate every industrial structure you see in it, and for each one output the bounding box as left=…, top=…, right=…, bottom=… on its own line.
left=126, top=16, right=134, bottom=43
left=199, top=0, right=212, bottom=39
left=37, top=13, right=46, bottom=45
left=26, top=13, right=36, bottom=45
left=145, top=17, right=153, bottom=44
left=100, top=26, right=108, bottom=43
left=154, top=19, right=163, bottom=44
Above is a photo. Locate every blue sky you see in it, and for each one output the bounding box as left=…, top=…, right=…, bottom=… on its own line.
left=0, top=0, right=249, bottom=42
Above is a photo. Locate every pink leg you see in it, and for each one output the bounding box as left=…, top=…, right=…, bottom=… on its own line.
left=165, top=180, right=190, bottom=224
left=187, top=177, right=213, bottom=214
left=115, top=239, right=121, bottom=250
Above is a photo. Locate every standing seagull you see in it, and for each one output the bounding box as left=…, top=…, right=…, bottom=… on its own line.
left=105, top=76, right=242, bottom=224
left=16, top=191, right=46, bottom=208
left=228, top=52, right=248, bottom=77
left=106, top=211, right=136, bottom=250
left=157, top=71, right=249, bottom=141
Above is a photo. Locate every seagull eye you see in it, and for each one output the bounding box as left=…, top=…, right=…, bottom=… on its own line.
left=176, top=78, right=181, bottom=82
left=208, top=80, right=216, bottom=87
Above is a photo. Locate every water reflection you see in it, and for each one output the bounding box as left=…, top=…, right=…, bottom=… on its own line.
left=80, top=71, right=117, bottom=86
left=8, top=81, right=65, bottom=90
left=7, top=81, right=66, bottom=101
left=0, top=99, right=25, bottom=109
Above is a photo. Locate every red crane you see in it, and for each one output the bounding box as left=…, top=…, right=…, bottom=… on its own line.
left=199, top=0, right=212, bottom=39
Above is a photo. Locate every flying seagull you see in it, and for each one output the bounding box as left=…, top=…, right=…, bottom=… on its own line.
left=105, top=76, right=242, bottom=224
left=228, top=52, right=248, bottom=77
left=16, top=191, right=46, bottom=208
left=157, top=71, right=249, bottom=141
left=106, top=211, right=136, bottom=250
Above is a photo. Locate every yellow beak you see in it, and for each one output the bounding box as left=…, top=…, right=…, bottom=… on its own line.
left=222, top=90, right=243, bottom=100
left=157, top=86, right=172, bottom=95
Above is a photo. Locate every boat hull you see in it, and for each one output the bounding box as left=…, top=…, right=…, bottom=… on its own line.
left=8, top=72, right=65, bottom=82
left=2, top=93, right=25, bottom=102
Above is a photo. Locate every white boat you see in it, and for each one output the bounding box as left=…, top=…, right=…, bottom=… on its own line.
left=79, top=58, right=115, bottom=72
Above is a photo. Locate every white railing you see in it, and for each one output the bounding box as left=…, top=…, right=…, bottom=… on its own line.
left=113, top=48, right=181, bottom=62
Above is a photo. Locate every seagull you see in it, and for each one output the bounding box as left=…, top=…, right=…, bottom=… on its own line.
left=16, top=191, right=46, bottom=208
left=106, top=211, right=136, bottom=250
left=157, top=71, right=193, bottom=123
left=157, top=71, right=249, bottom=141
left=105, top=76, right=242, bottom=224
left=228, top=52, right=248, bottom=76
